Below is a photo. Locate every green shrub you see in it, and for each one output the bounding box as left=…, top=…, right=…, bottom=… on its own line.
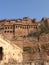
left=23, top=47, right=32, bottom=53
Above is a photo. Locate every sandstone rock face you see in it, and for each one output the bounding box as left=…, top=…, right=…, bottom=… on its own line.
left=0, top=17, right=49, bottom=65
left=0, top=35, right=23, bottom=65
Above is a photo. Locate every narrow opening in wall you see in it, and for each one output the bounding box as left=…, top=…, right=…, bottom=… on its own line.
left=0, top=47, right=3, bottom=60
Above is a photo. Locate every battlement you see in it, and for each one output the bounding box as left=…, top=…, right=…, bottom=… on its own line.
left=0, top=17, right=49, bottom=40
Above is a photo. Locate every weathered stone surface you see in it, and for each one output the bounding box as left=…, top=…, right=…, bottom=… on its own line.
left=0, top=17, right=49, bottom=64
left=0, top=35, right=23, bottom=65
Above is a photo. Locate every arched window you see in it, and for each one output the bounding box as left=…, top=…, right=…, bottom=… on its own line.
left=7, top=31, right=9, bottom=33
left=10, top=31, right=13, bottom=33
left=4, top=31, right=6, bottom=33
left=5, top=27, right=7, bottom=29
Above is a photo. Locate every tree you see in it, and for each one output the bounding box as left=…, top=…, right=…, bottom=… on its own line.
left=39, top=24, right=49, bottom=34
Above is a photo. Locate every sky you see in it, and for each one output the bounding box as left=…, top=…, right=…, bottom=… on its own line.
left=0, top=0, right=49, bottom=21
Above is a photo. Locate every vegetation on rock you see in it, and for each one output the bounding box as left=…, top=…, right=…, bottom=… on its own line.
left=28, top=24, right=49, bottom=41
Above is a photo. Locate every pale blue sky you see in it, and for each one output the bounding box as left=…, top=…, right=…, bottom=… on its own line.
left=0, top=0, right=49, bottom=20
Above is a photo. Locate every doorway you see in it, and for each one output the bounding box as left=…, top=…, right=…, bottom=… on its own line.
left=0, top=47, right=3, bottom=60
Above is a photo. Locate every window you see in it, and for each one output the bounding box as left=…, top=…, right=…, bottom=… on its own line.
left=7, top=31, right=9, bottom=33
left=8, top=26, right=12, bottom=29
left=10, top=31, right=13, bottom=33
left=4, top=31, right=6, bottom=33
left=5, top=27, right=7, bottom=29
left=16, top=26, right=17, bottom=28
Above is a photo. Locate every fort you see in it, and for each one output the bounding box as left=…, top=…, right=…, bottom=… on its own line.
left=0, top=17, right=40, bottom=40
left=0, top=17, right=49, bottom=65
